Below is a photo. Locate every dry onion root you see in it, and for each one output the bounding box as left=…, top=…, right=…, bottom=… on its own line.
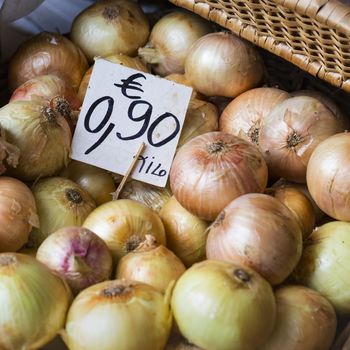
left=0, top=128, right=19, bottom=175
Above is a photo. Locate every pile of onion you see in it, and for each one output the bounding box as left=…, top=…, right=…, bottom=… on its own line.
left=207, top=193, right=302, bottom=285
left=138, top=10, right=212, bottom=76
left=62, top=279, right=172, bottom=350
left=170, top=131, right=268, bottom=221
left=185, top=32, right=264, bottom=97
left=0, top=128, right=19, bottom=175
left=8, top=32, right=88, bottom=91
left=71, top=0, right=150, bottom=62
left=171, top=260, right=276, bottom=350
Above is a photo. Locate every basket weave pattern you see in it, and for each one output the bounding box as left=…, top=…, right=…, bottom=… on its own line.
left=169, top=0, right=350, bottom=92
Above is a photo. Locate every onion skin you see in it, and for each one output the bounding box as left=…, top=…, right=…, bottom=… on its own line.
left=185, top=32, right=264, bottom=98
left=62, top=279, right=172, bottom=350
left=306, top=132, right=350, bottom=221
left=138, top=10, right=212, bottom=76
left=71, top=0, right=150, bottom=62
left=159, top=196, right=208, bottom=267
left=8, top=32, right=88, bottom=91
left=207, top=193, right=302, bottom=285
left=170, top=131, right=268, bottom=221
left=294, top=221, right=350, bottom=314
left=0, top=101, right=72, bottom=181
left=165, top=74, right=203, bottom=101
left=0, top=177, right=39, bottom=252
left=0, top=253, right=71, bottom=350
left=171, top=260, right=276, bottom=350
left=261, top=285, right=337, bottom=350
left=219, top=87, right=289, bottom=146
left=0, top=128, right=19, bottom=175
left=83, top=199, right=166, bottom=262
left=37, top=227, right=113, bottom=295
left=259, top=96, right=348, bottom=183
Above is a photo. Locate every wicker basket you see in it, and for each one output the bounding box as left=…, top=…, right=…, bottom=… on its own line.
left=168, top=0, right=350, bottom=93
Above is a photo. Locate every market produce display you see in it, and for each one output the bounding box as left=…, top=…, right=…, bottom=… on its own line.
left=0, top=0, right=349, bottom=349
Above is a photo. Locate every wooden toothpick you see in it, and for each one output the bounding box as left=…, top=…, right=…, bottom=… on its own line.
left=114, top=142, right=146, bottom=200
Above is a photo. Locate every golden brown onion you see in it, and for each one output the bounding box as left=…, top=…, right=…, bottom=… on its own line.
left=71, top=0, right=150, bottom=62
left=219, top=87, right=289, bottom=146
left=259, top=96, right=348, bottom=183
left=159, top=196, right=208, bottom=267
left=185, top=32, right=264, bottom=97
left=170, top=131, right=268, bottom=221
left=306, top=132, right=350, bottom=221
left=207, top=193, right=302, bottom=285
left=138, top=11, right=212, bottom=76
left=8, top=32, right=88, bottom=91
left=261, top=285, right=337, bottom=350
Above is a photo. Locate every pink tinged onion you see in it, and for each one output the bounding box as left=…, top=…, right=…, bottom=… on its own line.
left=259, top=96, right=348, bottom=183
left=170, top=131, right=268, bottom=221
left=207, top=193, right=303, bottom=285
left=36, top=226, right=113, bottom=295
left=306, top=132, right=350, bottom=221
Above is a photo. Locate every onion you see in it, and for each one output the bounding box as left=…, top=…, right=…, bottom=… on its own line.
left=0, top=101, right=72, bottom=181
left=83, top=199, right=166, bottom=262
left=171, top=260, right=276, bottom=350
left=165, top=73, right=203, bottom=100
left=177, top=99, right=219, bottom=150
left=78, top=53, right=149, bottom=102
left=61, top=160, right=116, bottom=206
left=184, top=32, right=264, bottom=97
left=119, top=179, right=172, bottom=213
left=306, top=132, right=350, bottom=221
left=116, top=235, right=185, bottom=293
left=71, top=0, right=150, bottom=62
left=138, top=11, right=212, bottom=76
left=294, top=221, right=350, bottom=314
left=0, top=177, right=39, bottom=252
left=159, top=196, right=208, bottom=267
left=30, top=177, right=96, bottom=248
left=37, top=226, right=112, bottom=295
left=0, top=128, right=19, bottom=175
left=8, top=32, right=88, bottom=91
left=265, top=186, right=315, bottom=239
left=207, top=193, right=302, bottom=285
left=62, top=279, right=172, bottom=350
left=0, top=253, right=71, bottom=349
left=259, top=96, right=348, bottom=183
left=261, top=285, right=337, bottom=350
left=170, top=131, right=268, bottom=221
left=219, top=87, right=289, bottom=146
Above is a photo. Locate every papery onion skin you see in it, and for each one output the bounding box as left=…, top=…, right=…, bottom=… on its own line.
left=71, top=0, right=150, bottom=62
left=0, top=253, right=71, bottom=350
left=62, top=279, right=172, bottom=350
left=170, top=131, right=268, bottom=221
left=37, top=226, right=113, bottom=295
left=77, top=54, right=149, bottom=102
left=138, top=10, right=212, bottom=76
left=261, top=285, right=337, bottom=350
left=259, top=96, right=348, bottom=183
left=159, top=196, right=208, bottom=267
left=116, top=236, right=186, bottom=293
left=265, top=186, right=315, bottom=240
left=219, top=87, right=289, bottom=146
left=61, top=160, right=116, bottom=206
left=0, top=101, right=72, bottom=181
left=83, top=199, right=166, bottom=262
left=171, top=260, right=276, bottom=350
left=185, top=32, right=264, bottom=98
left=8, top=32, right=88, bottom=91
left=294, top=221, right=350, bottom=314
left=306, top=132, right=350, bottom=221
left=31, top=177, right=96, bottom=246
left=207, top=193, right=302, bottom=285
left=0, top=177, right=39, bottom=252
left=0, top=128, right=19, bottom=175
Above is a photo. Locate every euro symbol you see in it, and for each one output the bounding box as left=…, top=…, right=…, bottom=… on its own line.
left=114, top=73, right=146, bottom=100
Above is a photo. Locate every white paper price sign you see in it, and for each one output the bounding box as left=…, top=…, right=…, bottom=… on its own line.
left=71, top=59, right=192, bottom=187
